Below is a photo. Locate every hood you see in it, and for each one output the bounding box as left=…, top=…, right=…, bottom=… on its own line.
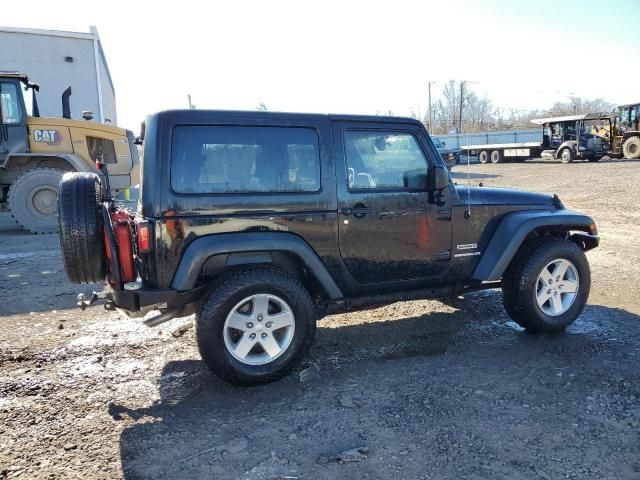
left=456, top=186, right=558, bottom=207
left=27, top=116, right=127, bottom=135
left=436, top=146, right=459, bottom=155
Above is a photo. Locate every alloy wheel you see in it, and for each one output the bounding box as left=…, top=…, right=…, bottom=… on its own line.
left=223, top=294, right=295, bottom=365
left=535, top=258, right=579, bottom=316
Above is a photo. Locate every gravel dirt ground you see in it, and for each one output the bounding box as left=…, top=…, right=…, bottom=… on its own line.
left=1, top=158, right=639, bottom=479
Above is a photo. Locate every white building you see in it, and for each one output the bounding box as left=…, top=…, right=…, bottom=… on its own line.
left=0, top=25, right=116, bottom=124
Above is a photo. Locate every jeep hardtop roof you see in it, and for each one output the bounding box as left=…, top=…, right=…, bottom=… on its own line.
left=150, top=109, right=422, bottom=126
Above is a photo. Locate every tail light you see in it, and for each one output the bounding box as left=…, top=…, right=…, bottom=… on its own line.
left=136, top=221, right=151, bottom=254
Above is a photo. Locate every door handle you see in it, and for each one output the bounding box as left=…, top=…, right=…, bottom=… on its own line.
left=342, top=204, right=372, bottom=219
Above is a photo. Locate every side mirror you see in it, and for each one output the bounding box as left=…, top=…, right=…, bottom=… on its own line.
left=441, top=140, right=446, bottom=147
left=404, top=171, right=428, bottom=191
left=432, top=165, right=449, bottom=191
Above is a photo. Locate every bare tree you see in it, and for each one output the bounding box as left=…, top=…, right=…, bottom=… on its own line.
left=425, top=81, right=616, bottom=134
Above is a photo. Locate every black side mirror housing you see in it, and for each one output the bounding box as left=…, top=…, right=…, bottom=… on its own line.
left=441, top=140, right=446, bottom=147
left=432, top=165, right=449, bottom=191
left=404, top=171, right=428, bottom=191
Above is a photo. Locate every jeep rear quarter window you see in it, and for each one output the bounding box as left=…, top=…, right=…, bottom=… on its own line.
left=171, top=125, right=320, bottom=194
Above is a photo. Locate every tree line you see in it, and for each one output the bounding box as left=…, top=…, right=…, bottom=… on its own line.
left=416, top=80, right=615, bottom=134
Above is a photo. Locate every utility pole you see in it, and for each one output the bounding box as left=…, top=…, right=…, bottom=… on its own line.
left=458, top=81, right=465, bottom=133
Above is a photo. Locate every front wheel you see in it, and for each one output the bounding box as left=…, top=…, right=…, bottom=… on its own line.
left=196, top=268, right=317, bottom=385
left=622, top=136, right=640, bottom=159
left=478, top=150, right=489, bottom=164
left=560, top=148, right=574, bottom=164
left=502, top=238, right=590, bottom=332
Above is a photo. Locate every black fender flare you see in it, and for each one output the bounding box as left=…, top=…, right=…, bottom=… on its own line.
left=472, top=209, right=598, bottom=282
left=170, top=232, right=343, bottom=299
left=2, top=153, right=93, bottom=172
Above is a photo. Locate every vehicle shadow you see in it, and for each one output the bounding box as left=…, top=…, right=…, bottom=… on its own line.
left=112, top=299, right=640, bottom=479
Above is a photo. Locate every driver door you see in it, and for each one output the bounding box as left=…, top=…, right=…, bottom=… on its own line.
left=333, top=121, right=452, bottom=284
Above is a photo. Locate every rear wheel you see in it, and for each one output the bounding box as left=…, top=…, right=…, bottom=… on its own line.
left=196, top=268, right=317, bottom=385
left=560, top=148, right=574, bottom=164
left=622, top=136, right=640, bottom=159
left=502, top=238, right=590, bottom=332
left=57, top=172, right=106, bottom=284
left=478, top=150, right=489, bottom=164
left=490, top=150, right=503, bottom=164
left=8, top=168, right=65, bottom=233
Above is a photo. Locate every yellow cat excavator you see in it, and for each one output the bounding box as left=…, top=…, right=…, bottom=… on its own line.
left=0, top=72, right=139, bottom=233
left=611, top=103, right=640, bottom=159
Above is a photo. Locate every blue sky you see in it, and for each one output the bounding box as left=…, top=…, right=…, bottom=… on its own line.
left=2, top=0, right=639, bottom=129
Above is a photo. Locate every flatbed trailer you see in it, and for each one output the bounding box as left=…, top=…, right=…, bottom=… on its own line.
left=460, top=142, right=543, bottom=164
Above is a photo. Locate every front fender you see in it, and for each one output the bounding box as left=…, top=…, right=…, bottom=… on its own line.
left=555, top=141, right=577, bottom=158
left=170, top=232, right=343, bottom=299
left=472, top=209, right=597, bottom=282
left=3, top=153, right=93, bottom=172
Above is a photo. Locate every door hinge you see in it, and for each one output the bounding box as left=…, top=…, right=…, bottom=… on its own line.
left=437, top=209, right=451, bottom=220
left=435, top=250, right=451, bottom=261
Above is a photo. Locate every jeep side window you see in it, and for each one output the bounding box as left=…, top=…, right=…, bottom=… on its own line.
left=344, top=131, right=428, bottom=190
left=171, top=126, right=320, bottom=194
left=0, top=83, right=22, bottom=124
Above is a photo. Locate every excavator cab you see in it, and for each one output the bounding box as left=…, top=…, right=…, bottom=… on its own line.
left=0, top=74, right=30, bottom=165
left=617, top=103, right=640, bottom=133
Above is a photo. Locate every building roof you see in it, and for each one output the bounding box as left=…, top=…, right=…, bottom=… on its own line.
left=0, top=25, right=95, bottom=40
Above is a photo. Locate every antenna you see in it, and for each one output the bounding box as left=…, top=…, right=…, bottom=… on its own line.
left=465, top=121, right=471, bottom=219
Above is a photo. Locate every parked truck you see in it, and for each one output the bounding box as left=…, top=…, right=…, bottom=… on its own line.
left=460, top=113, right=613, bottom=164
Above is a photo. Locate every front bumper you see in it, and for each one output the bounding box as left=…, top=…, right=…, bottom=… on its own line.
left=569, top=232, right=599, bottom=251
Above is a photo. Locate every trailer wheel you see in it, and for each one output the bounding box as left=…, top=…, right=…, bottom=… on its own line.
left=479, top=151, right=489, bottom=164
left=622, top=136, right=640, bottom=159
left=490, top=150, right=503, bottom=164
left=560, top=148, right=574, bottom=164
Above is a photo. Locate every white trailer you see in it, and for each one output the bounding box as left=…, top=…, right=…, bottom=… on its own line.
left=459, top=142, right=543, bottom=164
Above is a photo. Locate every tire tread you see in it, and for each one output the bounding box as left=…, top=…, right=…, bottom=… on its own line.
left=196, top=267, right=317, bottom=386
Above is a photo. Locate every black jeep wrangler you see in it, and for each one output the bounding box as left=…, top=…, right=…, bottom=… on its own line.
left=57, top=110, right=599, bottom=385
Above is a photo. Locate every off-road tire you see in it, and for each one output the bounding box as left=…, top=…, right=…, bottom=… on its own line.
left=560, top=148, right=574, bottom=164
left=8, top=167, right=65, bottom=233
left=478, top=150, right=489, bottom=164
left=502, top=237, right=590, bottom=333
left=196, top=268, right=317, bottom=386
left=490, top=150, right=503, bottom=164
left=622, top=136, right=640, bottom=159
left=57, top=172, right=106, bottom=283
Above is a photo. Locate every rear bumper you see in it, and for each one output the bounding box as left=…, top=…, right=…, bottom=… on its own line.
left=111, top=286, right=204, bottom=312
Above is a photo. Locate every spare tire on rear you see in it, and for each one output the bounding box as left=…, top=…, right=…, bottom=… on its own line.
left=58, top=172, right=106, bottom=284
